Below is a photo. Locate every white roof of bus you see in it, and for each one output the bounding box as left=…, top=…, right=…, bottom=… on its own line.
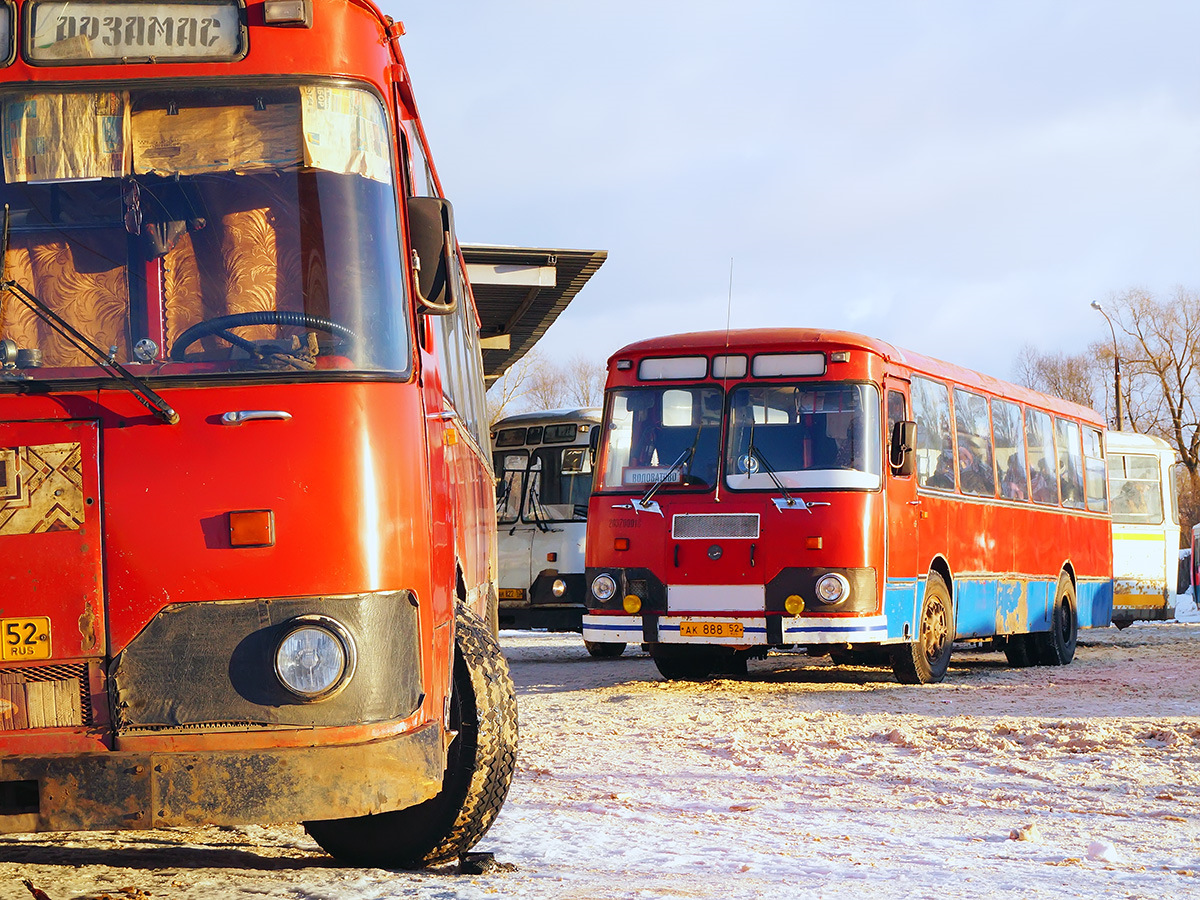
left=1106, top=431, right=1176, bottom=455
left=492, top=408, right=601, bottom=429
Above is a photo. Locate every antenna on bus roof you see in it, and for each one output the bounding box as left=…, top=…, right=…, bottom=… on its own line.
left=714, top=257, right=734, bottom=503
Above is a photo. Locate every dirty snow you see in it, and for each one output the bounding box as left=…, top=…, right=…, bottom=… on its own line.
left=1, top=624, right=1198, bottom=900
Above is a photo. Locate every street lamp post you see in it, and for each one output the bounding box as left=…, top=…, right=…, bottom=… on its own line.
left=1090, top=300, right=1121, bottom=431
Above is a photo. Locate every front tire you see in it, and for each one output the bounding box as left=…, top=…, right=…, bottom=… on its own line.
left=584, top=640, right=627, bottom=658
left=892, top=572, right=954, bottom=684
left=1034, top=573, right=1078, bottom=666
left=304, top=604, right=517, bottom=868
left=649, top=644, right=719, bottom=681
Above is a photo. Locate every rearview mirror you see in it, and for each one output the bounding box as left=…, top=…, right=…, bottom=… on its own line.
left=406, top=196, right=461, bottom=315
left=589, top=425, right=601, bottom=465
left=891, top=420, right=916, bottom=476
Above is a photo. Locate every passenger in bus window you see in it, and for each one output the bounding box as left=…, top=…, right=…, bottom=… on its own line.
left=1030, top=458, right=1057, bottom=504
left=927, top=449, right=956, bottom=490
left=1001, top=454, right=1027, bottom=500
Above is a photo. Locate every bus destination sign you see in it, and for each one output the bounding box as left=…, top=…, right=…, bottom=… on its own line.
left=27, top=1, right=244, bottom=64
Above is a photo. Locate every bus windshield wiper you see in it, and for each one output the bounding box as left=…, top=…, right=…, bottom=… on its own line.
left=640, top=446, right=692, bottom=508
left=745, top=420, right=795, bottom=507
left=0, top=207, right=179, bottom=424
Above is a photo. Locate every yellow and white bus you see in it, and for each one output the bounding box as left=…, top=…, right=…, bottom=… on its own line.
left=1107, top=432, right=1181, bottom=625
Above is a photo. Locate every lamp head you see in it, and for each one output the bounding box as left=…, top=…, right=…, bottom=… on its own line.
left=1090, top=300, right=1103, bottom=311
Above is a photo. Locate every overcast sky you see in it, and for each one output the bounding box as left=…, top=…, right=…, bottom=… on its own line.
left=382, top=1, right=1200, bottom=382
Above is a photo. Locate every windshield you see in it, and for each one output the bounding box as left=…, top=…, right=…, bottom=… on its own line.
left=725, top=382, right=881, bottom=490
left=0, top=82, right=409, bottom=381
left=1110, top=453, right=1164, bottom=525
left=597, top=387, right=722, bottom=492
left=525, top=447, right=591, bottom=523
left=495, top=450, right=528, bottom=525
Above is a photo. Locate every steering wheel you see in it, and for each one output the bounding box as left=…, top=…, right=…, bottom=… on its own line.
left=169, top=311, right=358, bottom=360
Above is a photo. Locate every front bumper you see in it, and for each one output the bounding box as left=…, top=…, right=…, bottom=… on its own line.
left=0, top=721, right=444, bottom=833
left=582, top=614, right=890, bottom=646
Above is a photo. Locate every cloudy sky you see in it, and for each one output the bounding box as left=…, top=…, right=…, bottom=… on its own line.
left=383, top=1, right=1200, bottom=382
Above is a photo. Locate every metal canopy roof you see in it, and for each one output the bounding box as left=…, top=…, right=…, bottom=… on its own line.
left=463, top=244, right=606, bottom=382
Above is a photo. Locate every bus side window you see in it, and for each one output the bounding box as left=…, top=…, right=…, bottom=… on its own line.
left=1025, top=409, right=1059, bottom=505
left=1083, top=428, right=1107, bottom=512
left=1055, top=418, right=1086, bottom=509
left=993, top=400, right=1028, bottom=501
left=911, top=377, right=954, bottom=491
left=954, top=389, right=995, bottom=497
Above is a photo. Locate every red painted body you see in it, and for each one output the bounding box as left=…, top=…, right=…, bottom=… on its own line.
left=583, top=329, right=1112, bottom=650
left=0, top=0, right=496, bottom=830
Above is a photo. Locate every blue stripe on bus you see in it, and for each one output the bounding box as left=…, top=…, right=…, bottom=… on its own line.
left=886, top=574, right=1115, bottom=638
left=784, top=624, right=888, bottom=635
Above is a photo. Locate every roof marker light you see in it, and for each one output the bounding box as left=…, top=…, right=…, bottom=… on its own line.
left=264, top=0, right=312, bottom=27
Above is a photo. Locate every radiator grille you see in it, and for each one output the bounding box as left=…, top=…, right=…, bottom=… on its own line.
left=671, top=513, right=760, bottom=540
left=0, top=662, right=90, bottom=729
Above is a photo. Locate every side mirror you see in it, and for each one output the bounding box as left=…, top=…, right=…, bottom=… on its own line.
left=406, top=196, right=460, bottom=315
left=890, top=420, right=916, bottom=477
left=588, top=426, right=601, bottom=465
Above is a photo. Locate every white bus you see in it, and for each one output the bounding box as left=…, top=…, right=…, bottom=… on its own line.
left=1107, top=431, right=1181, bottom=625
left=493, top=409, right=625, bottom=656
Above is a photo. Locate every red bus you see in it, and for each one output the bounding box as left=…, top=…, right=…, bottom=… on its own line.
left=582, top=329, right=1113, bottom=684
left=0, top=0, right=515, bottom=869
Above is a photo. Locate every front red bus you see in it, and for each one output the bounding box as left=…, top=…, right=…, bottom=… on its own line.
left=582, top=329, right=1113, bottom=684
left=0, top=0, right=515, bottom=869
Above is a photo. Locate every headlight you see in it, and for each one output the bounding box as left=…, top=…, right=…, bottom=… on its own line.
left=552, top=578, right=567, bottom=597
left=814, top=572, right=850, bottom=604
left=591, top=574, right=617, bottom=601
left=274, top=616, right=356, bottom=699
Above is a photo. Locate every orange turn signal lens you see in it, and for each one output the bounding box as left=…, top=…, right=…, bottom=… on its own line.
left=229, top=509, right=275, bottom=547
left=614, top=538, right=630, bottom=551
left=785, top=594, right=805, bottom=615
left=806, top=536, right=823, bottom=550
left=623, top=594, right=642, bottom=614
left=547, top=552, right=558, bottom=562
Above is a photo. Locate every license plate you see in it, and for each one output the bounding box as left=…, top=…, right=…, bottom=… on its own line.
left=1, top=617, right=52, bottom=661
left=680, top=620, right=744, bottom=639
left=499, top=589, right=525, bottom=600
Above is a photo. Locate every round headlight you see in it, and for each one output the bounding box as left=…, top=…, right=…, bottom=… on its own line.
left=814, top=573, right=850, bottom=604
left=274, top=616, right=356, bottom=700
left=591, top=574, right=617, bottom=602
left=552, top=578, right=567, bottom=597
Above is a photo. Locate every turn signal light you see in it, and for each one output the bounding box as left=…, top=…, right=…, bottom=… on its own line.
left=229, top=509, right=275, bottom=547
left=614, top=538, right=630, bottom=551
left=264, top=0, right=312, bottom=26
left=623, top=594, right=642, bottom=614
left=547, top=552, right=558, bottom=562
left=806, top=536, right=823, bottom=550
left=785, top=594, right=805, bottom=615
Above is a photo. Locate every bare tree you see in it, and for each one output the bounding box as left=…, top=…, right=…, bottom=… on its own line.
left=561, top=354, right=606, bottom=408
left=1012, top=344, right=1101, bottom=411
left=486, top=349, right=541, bottom=425
left=1104, top=287, right=1200, bottom=477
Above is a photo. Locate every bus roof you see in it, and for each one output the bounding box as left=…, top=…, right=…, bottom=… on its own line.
left=608, top=328, right=1105, bottom=426
left=492, top=407, right=601, bottom=428
left=1106, top=431, right=1177, bottom=455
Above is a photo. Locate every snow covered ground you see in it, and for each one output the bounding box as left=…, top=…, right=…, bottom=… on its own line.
left=1, top=624, right=1197, bottom=900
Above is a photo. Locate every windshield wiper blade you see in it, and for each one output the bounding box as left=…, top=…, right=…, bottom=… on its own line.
left=745, top=427, right=795, bottom=507
left=640, top=446, right=692, bottom=508
left=0, top=208, right=178, bottom=424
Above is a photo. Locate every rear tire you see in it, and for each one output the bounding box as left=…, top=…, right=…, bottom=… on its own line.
left=584, top=640, right=627, bottom=658
left=892, top=572, right=953, bottom=685
left=1002, top=633, right=1038, bottom=667
left=1034, top=573, right=1078, bottom=666
left=304, top=604, right=517, bottom=868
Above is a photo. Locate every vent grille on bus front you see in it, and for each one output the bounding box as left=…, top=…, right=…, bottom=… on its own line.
left=671, top=513, right=760, bottom=540
left=0, top=662, right=91, bottom=730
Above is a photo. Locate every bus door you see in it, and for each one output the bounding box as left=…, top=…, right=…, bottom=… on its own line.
left=884, top=379, right=920, bottom=637
left=0, top=420, right=107, bottom=679
left=526, top=446, right=591, bottom=586
left=496, top=450, right=534, bottom=602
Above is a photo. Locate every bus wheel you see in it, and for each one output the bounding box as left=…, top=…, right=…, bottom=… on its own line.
left=1034, top=574, right=1078, bottom=666
left=649, top=644, right=719, bottom=681
left=584, top=640, right=627, bottom=658
left=1002, top=633, right=1038, bottom=667
left=304, top=604, right=517, bottom=869
left=892, top=573, right=953, bottom=685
